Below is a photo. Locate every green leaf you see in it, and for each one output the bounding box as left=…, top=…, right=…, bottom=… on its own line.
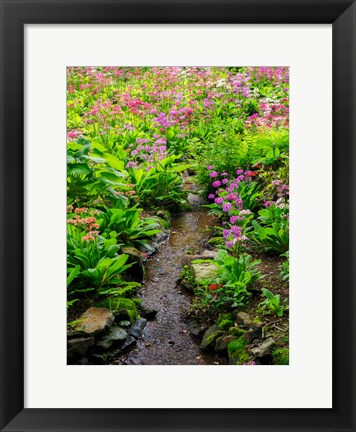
left=104, top=153, right=125, bottom=170
left=67, top=265, right=81, bottom=286
left=167, top=129, right=175, bottom=139
left=67, top=163, right=91, bottom=176
left=99, top=172, right=125, bottom=182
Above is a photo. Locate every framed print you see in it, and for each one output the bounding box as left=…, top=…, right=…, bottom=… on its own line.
left=0, top=0, right=355, bottom=431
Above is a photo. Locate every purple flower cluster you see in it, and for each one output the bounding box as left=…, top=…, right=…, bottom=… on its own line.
left=207, top=166, right=256, bottom=212
left=222, top=225, right=247, bottom=249
left=127, top=138, right=168, bottom=170
left=263, top=179, right=289, bottom=209
left=206, top=166, right=257, bottom=249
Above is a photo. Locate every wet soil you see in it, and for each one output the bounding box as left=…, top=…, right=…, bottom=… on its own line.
left=116, top=193, right=222, bottom=365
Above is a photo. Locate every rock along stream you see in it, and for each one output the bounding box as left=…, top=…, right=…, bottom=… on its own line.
left=115, top=191, right=222, bottom=365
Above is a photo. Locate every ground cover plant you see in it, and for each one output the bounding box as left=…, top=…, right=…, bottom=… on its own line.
left=67, top=66, right=289, bottom=365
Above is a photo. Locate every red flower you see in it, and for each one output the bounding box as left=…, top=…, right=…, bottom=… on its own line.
left=245, top=170, right=257, bottom=178
left=209, top=283, right=222, bottom=291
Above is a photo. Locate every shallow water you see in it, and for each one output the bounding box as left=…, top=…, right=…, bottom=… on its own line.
left=116, top=195, right=221, bottom=365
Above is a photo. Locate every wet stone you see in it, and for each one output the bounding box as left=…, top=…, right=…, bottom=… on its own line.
left=88, top=353, right=107, bottom=365
left=243, top=327, right=262, bottom=343
left=243, top=321, right=263, bottom=342
left=235, top=312, right=252, bottom=328
left=201, top=250, right=218, bottom=259
left=200, top=325, right=224, bottom=352
left=215, top=335, right=236, bottom=354
left=251, top=337, right=275, bottom=358
left=67, top=337, right=95, bottom=359
left=75, top=307, right=115, bottom=335
left=129, top=318, right=148, bottom=338
left=186, top=320, right=209, bottom=337
left=118, top=320, right=131, bottom=327
left=182, top=250, right=217, bottom=267
left=120, top=335, right=137, bottom=351
left=96, top=326, right=128, bottom=350
left=191, top=262, right=218, bottom=284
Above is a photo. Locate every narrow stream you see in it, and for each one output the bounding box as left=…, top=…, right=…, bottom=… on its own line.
left=116, top=193, right=221, bottom=365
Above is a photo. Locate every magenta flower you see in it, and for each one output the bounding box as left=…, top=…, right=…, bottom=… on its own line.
left=222, top=202, right=232, bottom=212
left=209, top=171, right=219, bottom=178
left=208, top=194, right=215, bottom=199
left=222, top=229, right=230, bottom=239
left=230, top=215, right=242, bottom=224
left=212, top=180, right=221, bottom=188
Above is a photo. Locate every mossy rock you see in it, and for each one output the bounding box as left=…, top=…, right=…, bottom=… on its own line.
left=215, top=335, right=236, bottom=354
left=200, top=325, right=224, bottom=352
left=217, top=313, right=235, bottom=331
left=96, top=297, right=138, bottom=323
left=217, top=313, right=233, bottom=327
left=191, top=262, right=218, bottom=285
left=229, top=327, right=246, bottom=337
left=242, top=327, right=263, bottom=343
left=272, top=347, right=289, bottom=365
left=227, top=337, right=249, bottom=365
left=252, top=316, right=263, bottom=326
left=218, top=319, right=234, bottom=331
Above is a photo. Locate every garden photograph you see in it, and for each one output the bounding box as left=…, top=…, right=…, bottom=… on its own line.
left=67, top=66, right=289, bottom=366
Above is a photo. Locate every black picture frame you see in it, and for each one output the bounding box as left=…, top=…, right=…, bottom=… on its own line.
left=1, top=1, right=355, bottom=431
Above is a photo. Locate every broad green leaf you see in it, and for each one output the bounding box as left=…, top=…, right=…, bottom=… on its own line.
left=104, top=153, right=125, bottom=170
left=67, top=163, right=91, bottom=176
left=67, top=265, right=81, bottom=286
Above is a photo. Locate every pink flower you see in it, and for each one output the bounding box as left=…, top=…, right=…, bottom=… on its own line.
left=222, top=202, right=232, bottom=212
left=230, top=215, right=242, bottom=224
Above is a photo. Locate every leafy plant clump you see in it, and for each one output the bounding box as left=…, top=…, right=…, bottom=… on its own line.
left=258, top=288, right=288, bottom=317
left=211, top=249, right=263, bottom=309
